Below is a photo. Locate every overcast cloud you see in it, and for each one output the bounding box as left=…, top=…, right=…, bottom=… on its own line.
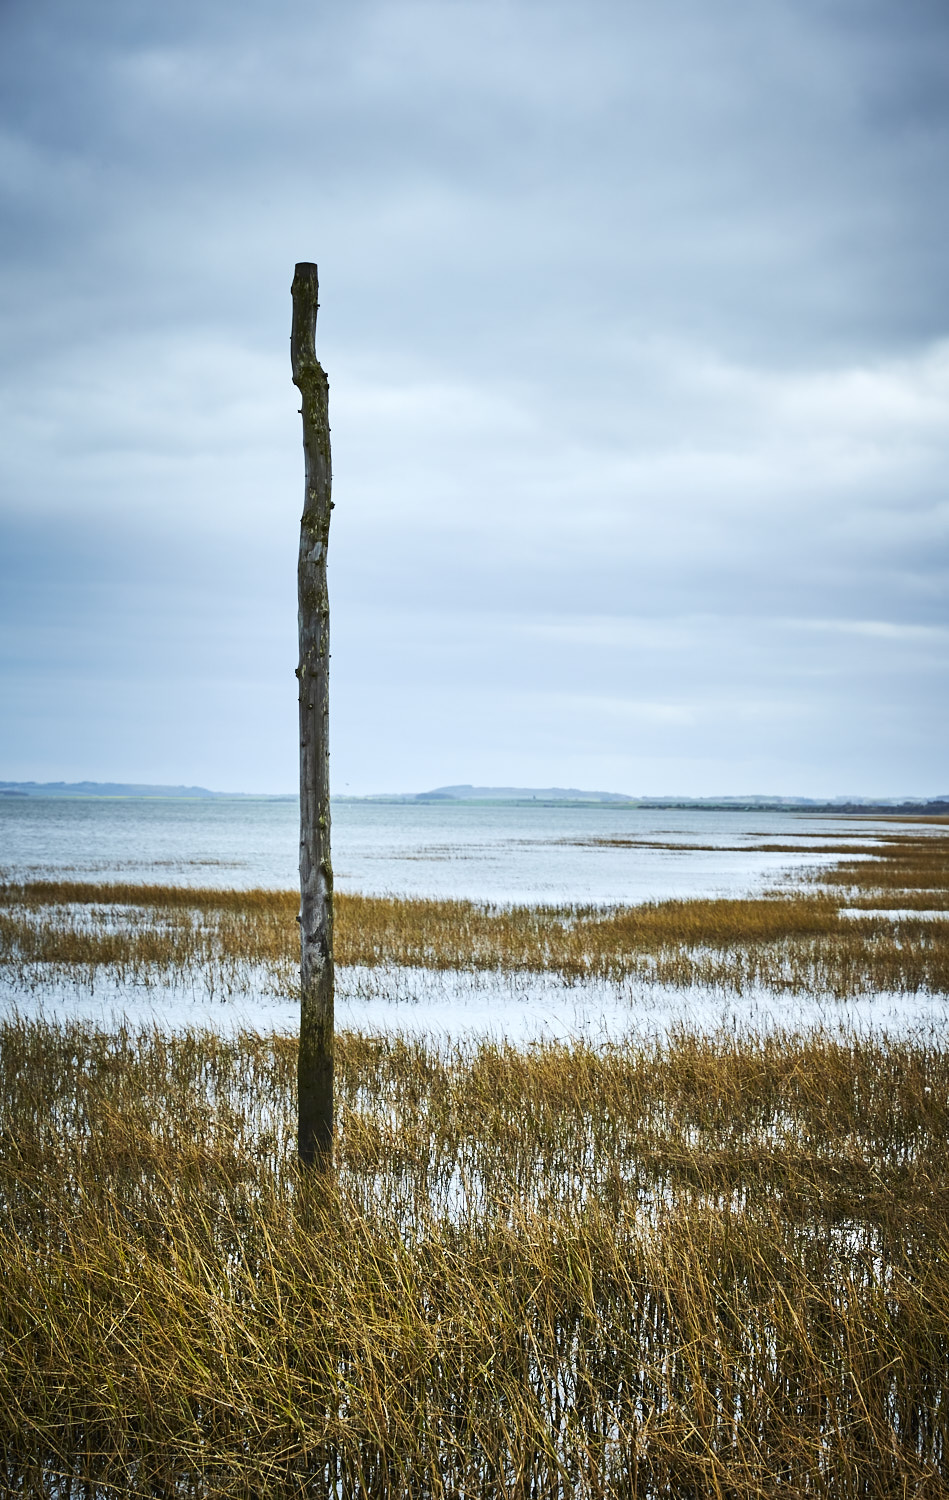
left=1, top=0, right=947, bottom=795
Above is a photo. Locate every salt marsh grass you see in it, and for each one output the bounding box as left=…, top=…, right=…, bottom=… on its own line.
left=813, top=833, right=949, bottom=907
left=2, top=1017, right=948, bottom=1496
left=2, top=825, right=947, bottom=1001
left=2, top=824, right=948, bottom=1494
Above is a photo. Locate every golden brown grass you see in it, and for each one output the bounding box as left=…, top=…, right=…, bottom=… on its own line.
left=842, top=814, right=949, bottom=826
left=812, top=832, right=949, bottom=905
left=2, top=824, right=947, bottom=1000
left=2, top=829, right=949, bottom=1494
left=2, top=1016, right=948, bottom=1496
left=568, top=839, right=880, bottom=853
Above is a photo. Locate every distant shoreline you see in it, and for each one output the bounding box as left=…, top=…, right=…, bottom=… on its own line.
left=2, top=780, right=947, bottom=816
left=0, top=782, right=294, bottom=802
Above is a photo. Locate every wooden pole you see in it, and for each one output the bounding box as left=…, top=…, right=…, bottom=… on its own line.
left=291, top=262, right=334, bottom=1170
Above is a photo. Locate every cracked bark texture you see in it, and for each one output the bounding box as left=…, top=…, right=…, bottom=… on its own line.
left=291, top=262, right=334, bottom=1170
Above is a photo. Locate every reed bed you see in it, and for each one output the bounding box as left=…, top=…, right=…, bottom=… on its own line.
left=2, top=1016, right=948, bottom=1497
left=2, top=824, right=948, bottom=1001
left=813, top=834, right=949, bottom=908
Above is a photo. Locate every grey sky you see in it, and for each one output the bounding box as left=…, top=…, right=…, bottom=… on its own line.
left=1, top=0, right=947, bottom=795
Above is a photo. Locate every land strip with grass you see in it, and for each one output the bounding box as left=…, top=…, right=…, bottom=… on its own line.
left=1, top=827, right=946, bottom=1000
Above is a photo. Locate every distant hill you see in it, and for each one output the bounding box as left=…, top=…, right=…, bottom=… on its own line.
left=0, top=781, right=293, bottom=800
left=421, top=784, right=635, bottom=803
left=347, top=786, right=949, bottom=811
left=358, top=784, right=637, bottom=805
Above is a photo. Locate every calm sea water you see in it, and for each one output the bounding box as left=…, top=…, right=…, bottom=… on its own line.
left=0, top=795, right=884, bottom=905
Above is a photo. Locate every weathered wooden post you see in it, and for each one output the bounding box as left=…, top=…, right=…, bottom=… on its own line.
left=291, top=262, right=334, bottom=1170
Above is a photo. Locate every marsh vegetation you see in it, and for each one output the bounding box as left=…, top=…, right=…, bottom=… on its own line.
left=3, top=1019, right=949, bottom=1496
left=1, top=824, right=948, bottom=1494
left=1, top=827, right=947, bottom=1001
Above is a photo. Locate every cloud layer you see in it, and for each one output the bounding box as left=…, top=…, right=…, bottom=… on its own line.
left=1, top=0, right=947, bottom=794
